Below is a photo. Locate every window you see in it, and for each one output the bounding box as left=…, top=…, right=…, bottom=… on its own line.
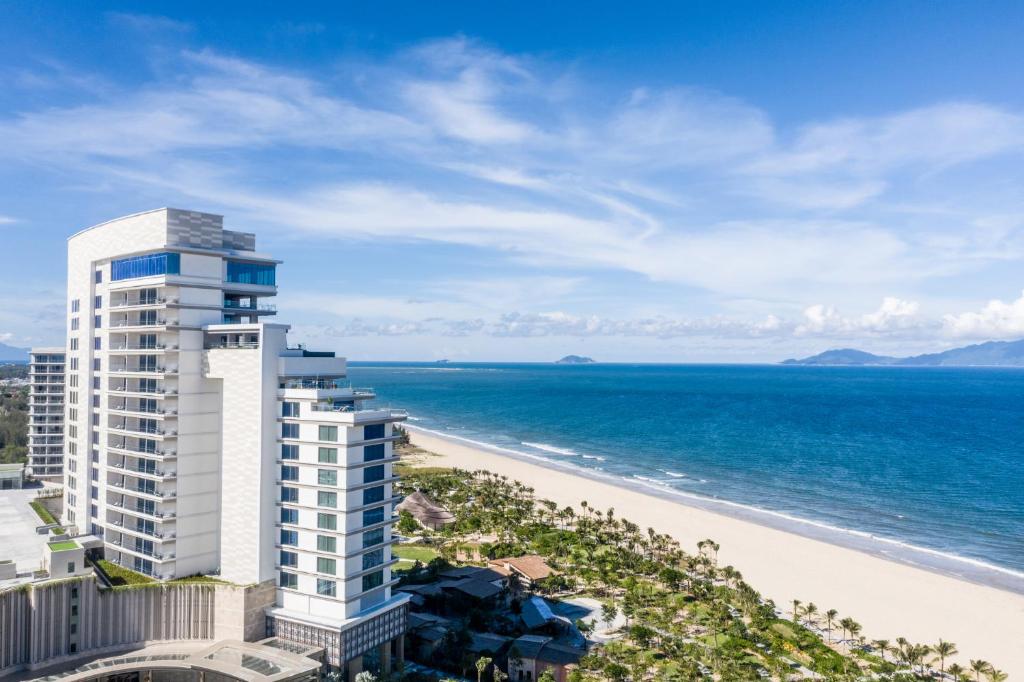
left=362, top=548, right=384, bottom=570
left=67, top=562, right=76, bottom=574
left=95, top=269, right=102, bottom=284
left=364, top=443, right=385, bottom=462
left=361, top=570, right=384, bottom=592
left=93, top=358, right=101, bottom=371
left=280, top=530, right=298, bottom=546
left=70, top=337, right=79, bottom=351
left=318, top=491, right=337, bottom=508
left=111, top=253, right=180, bottom=281
left=362, top=507, right=385, bottom=526
left=363, top=528, right=384, bottom=548
left=94, top=295, right=102, bottom=309
left=281, top=444, right=298, bottom=460
left=69, top=374, right=78, bottom=388
left=318, top=469, right=337, bottom=486
left=363, top=465, right=385, bottom=484
left=70, top=357, right=79, bottom=370
left=318, top=425, right=338, bottom=442
left=71, top=318, right=79, bottom=331
left=279, top=571, right=297, bottom=589
left=281, top=423, right=299, bottom=439
left=363, top=486, right=384, bottom=505
left=280, top=508, right=298, bottom=524
left=317, top=557, right=336, bottom=575
left=317, top=535, right=336, bottom=552
left=226, top=260, right=276, bottom=286
left=281, top=486, right=298, bottom=503
left=71, top=299, right=80, bottom=313
left=94, top=315, right=101, bottom=329
left=318, top=447, right=337, bottom=464
left=92, top=376, right=100, bottom=390
left=364, top=423, right=385, bottom=440
left=316, top=578, right=336, bottom=597
left=280, top=465, right=298, bottom=482
left=282, top=401, right=299, bottom=417
left=280, top=550, right=297, bottom=568
left=317, top=513, right=337, bottom=530
left=93, top=337, right=101, bottom=350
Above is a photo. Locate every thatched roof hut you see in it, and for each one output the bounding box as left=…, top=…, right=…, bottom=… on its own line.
left=396, top=491, right=456, bottom=530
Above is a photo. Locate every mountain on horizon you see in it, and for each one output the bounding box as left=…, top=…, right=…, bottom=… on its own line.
left=0, top=341, right=29, bottom=363
left=783, top=339, right=1024, bottom=367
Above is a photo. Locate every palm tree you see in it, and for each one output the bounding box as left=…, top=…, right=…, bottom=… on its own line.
left=933, top=640, right=957, bottom=678
left=802, top=602, right=819, bottom=628
left=947, top=663, right=966, bottom=681
left=970, top=660, right=992, bottom=682
left=476, top=656, right=493, bottom=682
left=838, top=617, right=854, bottom=647
left=872, top=639, right=889, bottom=662
left=791, top=599, right=802, bottom=623
left=824, top=609, right=838, bottom=643
left=986, top=669, right=1008, bottom=682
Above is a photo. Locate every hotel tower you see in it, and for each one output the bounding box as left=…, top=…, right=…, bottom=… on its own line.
left=28, top=347, right=66, bottom=480
left=61, top=208, right=408, bottom=672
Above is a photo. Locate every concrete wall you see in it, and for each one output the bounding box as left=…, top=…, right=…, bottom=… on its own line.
left=0, top=575, right=277, bottom=677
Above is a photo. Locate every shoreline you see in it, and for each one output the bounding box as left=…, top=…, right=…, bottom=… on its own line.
left=405, top=426, right=1024, bottom=677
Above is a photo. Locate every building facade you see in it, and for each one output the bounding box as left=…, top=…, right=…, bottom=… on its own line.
left=28, top=347, right=66, bottom=480
left=59, top=208, right=407, bottom=676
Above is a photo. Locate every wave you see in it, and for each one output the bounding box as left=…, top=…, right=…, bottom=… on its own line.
left=582, top=454, right=606, bottom=461
left=404, top=423, right=1024, bottom=585
left=522, top=442, right=579, bottom=456
left=663, top=470, right=687, bottom=478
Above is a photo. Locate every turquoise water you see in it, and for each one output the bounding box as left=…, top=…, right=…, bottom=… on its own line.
left=349, top=363, right=1024, bottom=587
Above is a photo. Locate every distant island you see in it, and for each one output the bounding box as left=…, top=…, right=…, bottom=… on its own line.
left=555, top=355, right=595, bottom=364
left=783, top=338, right=1024, bottom=366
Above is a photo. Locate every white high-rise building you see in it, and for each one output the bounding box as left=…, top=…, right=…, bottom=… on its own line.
left=63, top=208, right=408, bottom=673
left=28, top=347, right=66, bottom=480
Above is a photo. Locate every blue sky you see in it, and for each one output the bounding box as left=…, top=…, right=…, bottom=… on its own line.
left=2, top=2, right=1024, bottom=361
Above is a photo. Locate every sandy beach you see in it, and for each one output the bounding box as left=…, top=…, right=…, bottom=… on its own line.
left=408, top=429, right=1024, bottom=677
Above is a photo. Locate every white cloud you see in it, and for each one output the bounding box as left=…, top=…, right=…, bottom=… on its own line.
left=943, top=291, right=1024, bottom=339
left=795, top=297, right=925, bottom=336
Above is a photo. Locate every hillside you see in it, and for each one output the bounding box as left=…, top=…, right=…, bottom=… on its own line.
left=783, top=339, right=1024, bottom=367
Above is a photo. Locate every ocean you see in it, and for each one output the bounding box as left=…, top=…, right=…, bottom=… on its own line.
left=348, top=362, right=1024, bottom=590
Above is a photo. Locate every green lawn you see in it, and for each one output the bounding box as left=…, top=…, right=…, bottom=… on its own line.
left=47, top=541, right=78, bottom=551
left=30, top=500, right=58, bottom=525
left=169, top=574, right=231, bottom=584
left=393, top=545, right=441, bottom=564
left=96, top=559, right=156, bottom=586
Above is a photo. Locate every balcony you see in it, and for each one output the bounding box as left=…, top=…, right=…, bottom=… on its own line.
left=110, top=342, right=178, bottom=352
left=111, top=318, right=179, bottom=329
left=108, top=403, right=177, bottom=417
left=107, top=441, right=176, bottom=458
left=110, top=296, right=177, bottom=309
left=107, top=479, right=177, bottom=500
left=109, top=365, right=179, bottom=375
left=108, top=460, right=175, bottom=479
left=109, top=384, right=177, bottom=397
left=109, top=422, right=176, bottom=438
left=109, top=519, right=176, bottom=540
left=108, top=538, right=175, bottom=562
left=108, top=498, right=176, bottom=520
left=310, top=404, right=409, bottom=424
left=223, top=300, right=277, bottom=313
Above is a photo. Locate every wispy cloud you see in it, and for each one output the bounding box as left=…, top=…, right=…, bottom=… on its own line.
left=2, top=36, right=1024, bottom=352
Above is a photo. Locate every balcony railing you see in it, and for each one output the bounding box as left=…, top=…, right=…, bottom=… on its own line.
left=109, top=404, right=177, bottom=416
left=108, top=499, right=176, bottom=519
left=108, top=461, right=174, bottom=478
left=205, top=340, right=259, bottom=349
left=110, top=422, right=176, bottom=436
left=111, top=343, right=178, bottom=350
left=109, top=519, right=176, bottom=540
left=223, top=301, right=277, bottom=312
left=110, top=384, right=177, bottom=395
left=110, top=296, right=177, bottom=308
left=110, top=366, right=178, bottom=374
left=111, top=319, right=178, bottom=328
left=108, top=441, right=176, bottom=457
